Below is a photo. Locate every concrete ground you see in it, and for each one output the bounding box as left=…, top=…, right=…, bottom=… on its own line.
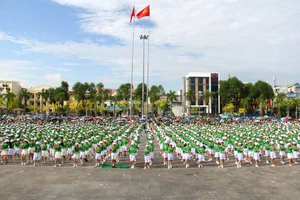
left=1, top=132, right=300, bottom=200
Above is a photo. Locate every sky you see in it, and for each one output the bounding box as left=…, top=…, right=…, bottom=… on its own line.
left=0, top=0, right=300, bottom=92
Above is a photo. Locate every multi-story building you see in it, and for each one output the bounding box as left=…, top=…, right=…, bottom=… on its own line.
left=0, top=80, right=21, bottom=97
left=182, top=72, right=220, bottom=116
left=26, top=85, right=53, bottom=111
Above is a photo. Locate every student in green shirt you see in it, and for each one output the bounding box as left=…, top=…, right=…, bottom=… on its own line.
left=185, top=143, right=192, bottom=168
left=111, top=142, right=118, bottom=168
left=219, top=142, right=226, bottom=168
left=94, top=143, right=102, bottom=167
left=33, top=142, right=41, bottom=166
left=279, top=141, right=286, bottom=165
left=144, top=145, right=150, bottom=169
left=253, top=142, right=261, bottom=167
left=73, top=143, right=80, bottom=167
left=292, top=142, right=298, bottom=164
left=148, top=141, right=154, bottom=166
left=167, top=143, right=175, bottom=169
left=79, top=142, right=86, bottom=165
left=41, top=140, right=49, bottom=164
left=269, top=142, right=276, bottom=167
left=54, top=141, right=62, bottom=167
left=128, top=142, right=137, bottom=169
left=287, top=143, right=293, bottom=166
left=21, top=140, right=29, bottom=166
left=1, top=139, right=9, bottom=164
left=196, top=144, right=206, bottom=168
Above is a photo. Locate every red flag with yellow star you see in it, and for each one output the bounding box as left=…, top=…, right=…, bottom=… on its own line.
left=136, top=5, right=150, bottom=19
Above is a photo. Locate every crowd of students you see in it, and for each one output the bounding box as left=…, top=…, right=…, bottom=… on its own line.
left=1, top=120, right=299, bottom=169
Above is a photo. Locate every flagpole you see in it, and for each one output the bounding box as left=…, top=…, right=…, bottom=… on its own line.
left=130, top=3, right=135, bottom=122
left=146, top=3, right=150, bottom=121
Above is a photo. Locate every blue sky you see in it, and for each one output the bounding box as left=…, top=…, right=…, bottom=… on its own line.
left=1, top=0, right=300, bottom=92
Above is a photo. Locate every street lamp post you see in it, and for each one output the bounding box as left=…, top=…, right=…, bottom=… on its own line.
left=198, top=90, right=203, bottom=118
left=85, top=90, right=90, bottom=117
left=140, top=35, right=148, bottom=119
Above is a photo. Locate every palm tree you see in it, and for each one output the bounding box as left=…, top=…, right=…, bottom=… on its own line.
left=1, top=91, right=16, bottom=114
left=149, top=85, right=161, bottom=117
left=275, top=92, right=285, bottom=118
left=203, top=90, right=213, bottom=116
left=293, top=98, right=300, bottom=119
left=185, top=88, right=195, bottom=116
left=19, top=89, right=31, bottom=112
left=166, top=90, right=177, bottom=118
left=37, top=88, right=48, bottom=113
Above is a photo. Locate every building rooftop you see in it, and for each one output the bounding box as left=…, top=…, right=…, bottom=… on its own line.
left=186, top=72, right=219, bottom=78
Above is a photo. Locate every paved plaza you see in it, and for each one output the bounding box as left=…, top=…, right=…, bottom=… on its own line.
left=1, top=132, right=300, bottom=200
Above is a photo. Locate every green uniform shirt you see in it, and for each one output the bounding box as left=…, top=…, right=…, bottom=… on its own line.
left=128, top=146, right=136, bottom=155
left=34, top=145, right=41, bottom=152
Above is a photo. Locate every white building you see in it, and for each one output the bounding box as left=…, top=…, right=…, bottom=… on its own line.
left=182, top=72, right=221, bottom=116
left=0, top=80, right=21, bottom=97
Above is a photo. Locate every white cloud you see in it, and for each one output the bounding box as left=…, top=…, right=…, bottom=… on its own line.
left=45, top=74, right=62, bottom=85
left=1, top=0, right=300, bottom=90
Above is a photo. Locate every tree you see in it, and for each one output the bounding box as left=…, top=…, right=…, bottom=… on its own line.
left=166, top=90, right=177, bottom=118
left=251, top=80, right=274, bottom=116
left=37, top=88, right=48, bottom=113
left=61, top=81, right=69, bottom=93
left=19, top=89, right=31, bottom=111
left=154, top=100, right=168, bottom=116
left=149, top=85, right=162, bottom=116
left=72, top=82, right=96, bottom=116
left=134, top=83, right=147, bottom=102
left=219, top=77, right=244, bottom=111
left=238, top=108, right=247, bottom=118
left=274, top=92, right=285, bottom=118
left=185, top=88, right=195, bottom=116
left=292, top=98, right=300, bottom=119
left=8, top=98, right=19, bottom=112
left=223, top=103, right=234, bottom=113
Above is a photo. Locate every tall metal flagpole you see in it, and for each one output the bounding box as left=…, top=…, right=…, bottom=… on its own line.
left=146, top=3, right=150, bottom=122
left=140, top=35, right=148, bottom=119
left=130, top=3, right=135, bottom=122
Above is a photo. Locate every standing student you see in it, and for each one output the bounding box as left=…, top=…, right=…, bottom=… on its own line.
left=247, top=141, right=254, bottom=165
left=1, top=139, right=9, bottom=164
left=33, top=142, right=41, bottom=166
left=196, top=144, right=205, bottom=168
left=7, top=139, right=15, bottom=163
left=73, top=143, right=80, bottom=167
left=95, top=143, right=102, bottom=167
left=264, top=140, right=270, bottom=164
left=54, top=141, right=62, bottom=167
left=236, top=143, right=243, bottom=168
left=111, top=142, right=118, bottom=168
left=269, top=141, right=277, bottom=167
left=148, top=141, right=154, bottom=166
left=144, top=145, right=150, bottom=169
left=167, top=143, right=175, bottom=169
left=287, top=143, right=293, bottom=167
left=279, top=141, right=286, bottom=164
left=185, top=143, right=192, bottom=168
left=41, top=140, right=49, bottom=164
left=218, top=141, right=226, bottom=168
left=28, top=138, right=35, bottom=163
left=14, top=138, right=21, bottom=161
left=79, top=142, right=86, bottom=165
left=253, top=142, right=261, bottom=167
left=128, top=141, right=136, bottom=169
left=20, top=140, right=29, bottom=166
left=162, top=141, right=169, bottom=166
left=292, top=142, right=298, bottom=164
